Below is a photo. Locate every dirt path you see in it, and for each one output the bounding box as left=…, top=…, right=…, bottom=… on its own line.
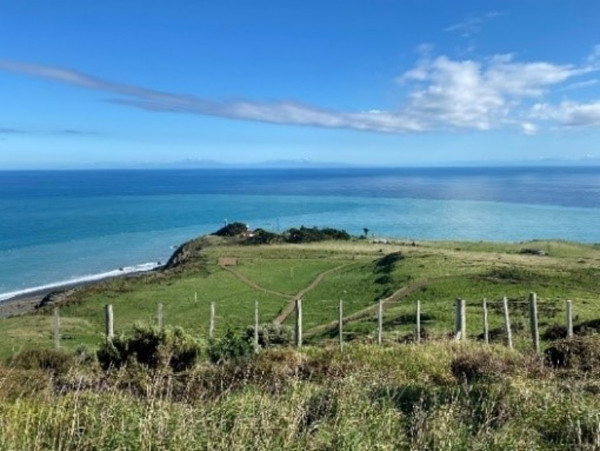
left=273, top=263, right=351, bottom=325
left=303, top=278, right=434, bottom=339
left=219, top=265, right=291, bottom=299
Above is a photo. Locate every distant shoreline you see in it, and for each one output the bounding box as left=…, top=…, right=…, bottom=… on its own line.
left=0, top=263, right=163, bottom=318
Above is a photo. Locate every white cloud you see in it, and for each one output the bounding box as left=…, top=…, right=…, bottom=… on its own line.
left=396, top=53, right=583, bottom=130
left=531, top=101, right=600, bottom=127
left=445, top=11, right=506, bottom=38
left=587, top=45, right=600, bottom=66
left=1, top=47, right=600, bottom=135
left=520, top=122, right=537, bottom=135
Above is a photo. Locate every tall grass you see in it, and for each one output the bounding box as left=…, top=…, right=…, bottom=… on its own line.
left=1, top=342, right=600, bottom=450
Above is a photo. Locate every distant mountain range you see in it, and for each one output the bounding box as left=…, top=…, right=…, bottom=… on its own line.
left=5, top=157, right=600, bottom=170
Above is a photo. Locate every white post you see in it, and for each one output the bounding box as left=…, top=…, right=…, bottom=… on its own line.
left=209, top=302, right=215, bottom=339
left=53, top=307, right=60, bottom=350
left=503, top=296, right=513, bottom=350
left=157, top=303, right=164, bottom=330
left=377, top=299, right=383, bottom=345
left=529, top=292, right=540, bottom=354
left=454, top=299, right=466, bottom=340
left=254, top=301, right=259, bottom=352
left=295, top=299, right=302, bottom=348
left=105, top=304, right=114, bottom=341
left=482, top=299, right=489, bottom=345
left=339, top=299, right=343, bottom=351
left=416, top=300, right=421, bottom=343
left=461, top=298, right=467, bottom=341
left=566, top=300, right=574, bottom=338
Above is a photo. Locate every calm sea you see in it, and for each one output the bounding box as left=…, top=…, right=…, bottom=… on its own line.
left=1, top=167, right=599, bottom=299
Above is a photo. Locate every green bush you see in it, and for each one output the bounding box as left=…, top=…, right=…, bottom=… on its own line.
left=285, top=226, right=351, bottom=244
left=97, top=324, right=202, bottom=372
left=212, top=222, right=249, bottom=237
left=243, top=228, right=282, bottom=245
left=451, top=348, right=545, bottom=382
left=207, top=329, right=254, bottom=365
left=545, top=335, right=600, bottom=371
left=244, top=323, right=293, bottom=348
left=9, top=348, right=75, bottom=375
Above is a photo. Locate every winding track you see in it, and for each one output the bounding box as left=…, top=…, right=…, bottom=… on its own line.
left=272, top=263, right=351, bottom=325
left=219, top=265, right=290, bottom=299
left=302, top=278, right=440, bottom=339
left=220, top=261, right=351, bottom=325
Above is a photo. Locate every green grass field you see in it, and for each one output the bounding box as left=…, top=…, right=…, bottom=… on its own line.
left=1, top=235, right=600, bottom=449
left=0, top=237, right=599, bottom=359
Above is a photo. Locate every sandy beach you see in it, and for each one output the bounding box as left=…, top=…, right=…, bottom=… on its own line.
left=0, top=267, right=162, bottom=318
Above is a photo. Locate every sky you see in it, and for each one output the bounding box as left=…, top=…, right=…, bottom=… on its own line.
left=1, top=0, right=600, bottom=168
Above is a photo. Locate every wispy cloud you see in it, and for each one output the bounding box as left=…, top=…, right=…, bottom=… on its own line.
left=0, top=60, right=425, bottom=134
left=445, top=11, right=506, bottom=38
left=0, top=125, right=99, bottom=136
left=562, top=79, right=599, bottom=91
left=1, top=46, right=600, bottom=135
left=0, top=127, right=27, bottom=134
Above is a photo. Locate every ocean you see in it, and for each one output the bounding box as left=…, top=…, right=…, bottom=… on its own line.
left=1, top=166, right=599, bottom=299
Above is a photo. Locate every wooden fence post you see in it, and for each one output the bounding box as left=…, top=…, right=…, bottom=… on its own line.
left=566, top=300, right=574, bottom=338
left=377, top=299, right=383, bottom=345
left=461, top=298, right=466, bottom=341
left=157, top=303, right=164, bottom=330
left=339, top=299, right=343, bottom=351
left=416, top=300, right=421, bottom=343
left=105, top=304, right=114, bottom=341
left=254, top=300, right=259, bottom=352
left=295, top=299, right=302, bottom=348
left=454, top=299, right=466, bottom=341
left=53, top=307, right=60, bottom=350
left=529, top=292, right=540, bottom=354
left=482, top=298, right=489, bottom=345
left=209, top=302, right=216, bottom=339
left=454, top=299, right=461, bottom=340
left=503, top=296, right=513, bottom=350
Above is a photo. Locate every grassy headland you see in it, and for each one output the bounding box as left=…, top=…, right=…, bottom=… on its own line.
left=0, top=226, right=599, bottom=449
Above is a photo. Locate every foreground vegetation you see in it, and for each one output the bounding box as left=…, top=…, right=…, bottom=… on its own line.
left=3, top=336, right=600, bottom=450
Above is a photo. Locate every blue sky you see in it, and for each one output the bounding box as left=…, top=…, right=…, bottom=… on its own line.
left=1, top=0, right=600, bottom=168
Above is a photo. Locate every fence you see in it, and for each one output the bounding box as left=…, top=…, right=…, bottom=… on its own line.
left=50, top=292, right=577, bottom=353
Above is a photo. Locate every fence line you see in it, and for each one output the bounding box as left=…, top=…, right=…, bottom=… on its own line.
left=47, top=292, right=578, bottom=352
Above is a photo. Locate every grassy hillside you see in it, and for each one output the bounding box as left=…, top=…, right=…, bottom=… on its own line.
left=1, top=234, right=600, bottom=449
left=0, top=237, right=599, bottom=359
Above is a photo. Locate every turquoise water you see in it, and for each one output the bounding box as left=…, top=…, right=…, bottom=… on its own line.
left=1, top=168, right=599, bottom=298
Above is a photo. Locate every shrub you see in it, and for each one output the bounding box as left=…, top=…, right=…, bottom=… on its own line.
left=451, top=348, right=544, bottom=382
left=542, top=324, right=567, bottom=341
left=96, top=324, right=202, bottom=372
left=212, top=222, right=248, bottom=237
left=10, top=348, right=75, bottom=375
left=244, top=323, right=293, bottom=348
left=285, top=226, right=350, bottom=244
left=375, top=252, right=404, bottom=274
left=243, top=228, right=282, bottom=245
left=207, top=329, right=254, bottom=365
left=545, top=336, right=600, bottom=371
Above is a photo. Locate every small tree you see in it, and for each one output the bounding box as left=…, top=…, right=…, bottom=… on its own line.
left=363, top=228, right=369, bottom=238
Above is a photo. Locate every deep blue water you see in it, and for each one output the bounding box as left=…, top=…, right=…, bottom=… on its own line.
left=1, top=167, right=599, bottom=298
